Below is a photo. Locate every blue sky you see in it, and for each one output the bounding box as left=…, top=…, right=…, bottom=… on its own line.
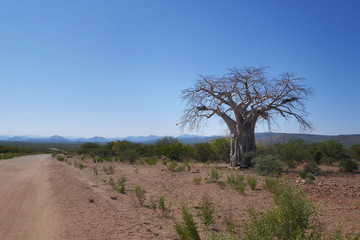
left=1, top=0, right=359, bottom=138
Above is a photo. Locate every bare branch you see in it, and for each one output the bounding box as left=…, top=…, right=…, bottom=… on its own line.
left=180, top=66, right=312, bottom=133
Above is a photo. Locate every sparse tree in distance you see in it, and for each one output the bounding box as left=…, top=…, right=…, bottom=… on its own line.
left=180, top=67, right=311, bottom=167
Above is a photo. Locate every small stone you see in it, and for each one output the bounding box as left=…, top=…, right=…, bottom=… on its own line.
left=88, top=198, right=94, bottom=203
left=111, top=196, right=117, bottom=200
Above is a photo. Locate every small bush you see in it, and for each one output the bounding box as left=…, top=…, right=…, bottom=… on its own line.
left=193, top=177, right=202, bottom=184
left=236, top=182, right=245, bottom=194
left=183, top=160, right=191, bottom=171
left=217, top=181, right=227, bottom=189
left=207, top=166, right=222, bottom=183
left=227, top=173, right=244, bottom=186
left=108, top=165, right=115, bottom=174
left=150, top=196, right=157, bottom=211
left=247, top=176, right=258, bottom=190
left=304, top=162, right=320, bottom=175
left=264, top=176, right=278, bottom=193
left=108, top=177, right=115, bottom=188
left=162, top=159, right=168, bottom=165
left=93, top=166, right=98, bottom=175
left=176, top=164, right=186, bottom=172
left=227, top=173, right=245, bottom=193
left=158, top=196, right=171, bottom=217
left=125, top=149, right=138, bottom=164
left=299, top=170, right=307, bottom=179
left=299, top=171, right=315, bottom=184
left=134, top=186, right=146, bottom=206
left=57, top=156, right=65, bottom=161
left=339, top=159, right=359, bottom=173
left=253, top=155, right=283, bottom=176
left=117, top=176, right=127, bottom=194
left=142, top=157, right=158, bottom=165
left=173, top=205, right=200, bottom=240
left=200, top=193, right=214, bottom=227
left=244, top=179, right=322, bottom=240
left=168, top=160, right=178, bottom=172
left=78, top=163, right=85, bottom=169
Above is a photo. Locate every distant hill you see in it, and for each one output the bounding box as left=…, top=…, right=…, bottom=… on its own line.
left=0, top=133, right=359, bottom=147
left=255, top=133, right=360, bottom=147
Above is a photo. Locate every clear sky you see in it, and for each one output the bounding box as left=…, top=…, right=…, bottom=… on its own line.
left=1, top=0, right=359, bottom=138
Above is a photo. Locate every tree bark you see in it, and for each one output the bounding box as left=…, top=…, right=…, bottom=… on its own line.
left=230, top=121, right=256, bottom=167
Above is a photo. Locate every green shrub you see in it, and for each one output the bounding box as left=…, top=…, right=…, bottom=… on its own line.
left=183, top=160, right=191, bottom=171
left=193, top=142, right=215, bottom=162
left=299, top=171, right=315, bottom=183
left=227, top=173, right=245, bottom=193
left=173, top=205, right=200, bottom=240
left=168, top=160, right=178, bottom=172
left=193, top=177, right=202, bottom=184
left=236, top=182, right=245, bottom=194
left=247, top=176, right=258, bottom=190
left=108, top=177, right=115, bottom=188
left=253, top=155, right=283, bottom=176
left=264, top=176, right=278, bottom=193
left=78, top=162, right=85, bottom=169
left=93, top=166, right=98, bottom=175
left=211, top=137, right=231, bottom=162
left=304, top=162, right=320, bottom=175
left=299, top=170, right=307, bottom=179
left=158, top=196, right=171, bottom=217
left=117, top=176, right=127, bottom=194
left=207, top=166, right=222, bottom=183
left=200, top=193, right=214, bottom=227
left=57, top=156, right=65, bottom=161
left=150, top=196, right=157, bottom=211
left=217, top=181, right=227, bottom=189
left=134, top=186, right=146, bottom=206
left=108, top=165, right=115, bottom=174
left=339, top=159, right=359, bottom=173
left=154, top=137, right=188, bottom=161
left=227, top=173, right=244, bottom=186
left=162, top=159, right=168, bottom=165
left=125, top=149, right=138, bottom=164
left=176, top=164, right=186, bottom=172
left=244, top=179, right=322, bottom=240
left=142, top=157, right=158, bottom=165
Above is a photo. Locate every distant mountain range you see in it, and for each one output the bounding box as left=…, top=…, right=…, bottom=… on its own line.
left=0, top=133, right=360, bottom=147
left=0, top=134, right=220, bottom=145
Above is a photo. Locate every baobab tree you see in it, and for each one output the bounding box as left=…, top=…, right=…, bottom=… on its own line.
left=180, top=67, right=312, bottom=167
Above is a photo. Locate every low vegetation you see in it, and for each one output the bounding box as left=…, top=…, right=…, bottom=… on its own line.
left=48, top=137, right=360, bottom=239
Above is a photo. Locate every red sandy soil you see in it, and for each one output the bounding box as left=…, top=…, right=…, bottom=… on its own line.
left=0, top=154, right=359, bottom=239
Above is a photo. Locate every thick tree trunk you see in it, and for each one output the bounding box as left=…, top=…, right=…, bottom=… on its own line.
left=230, top=121, right=256, bottom=167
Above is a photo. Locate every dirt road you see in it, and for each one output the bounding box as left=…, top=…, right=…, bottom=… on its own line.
left=0, top=154, right=149, bottom=240
left=0, top=155, right=58, bottom=240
